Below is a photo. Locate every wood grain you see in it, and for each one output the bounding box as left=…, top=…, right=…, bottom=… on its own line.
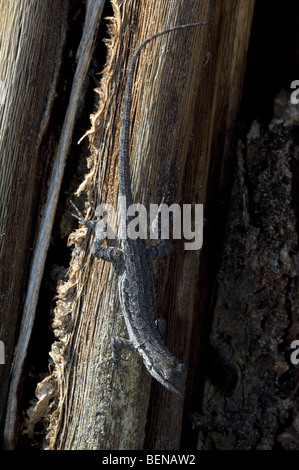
left=0, top=0, right=69, bottom=447
left=0, top=0, right=106, bottom=449
left=34, top=0, right=255, bottom=450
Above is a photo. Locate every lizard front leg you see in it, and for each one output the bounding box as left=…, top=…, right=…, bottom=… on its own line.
left=111, top=337, right=135, bottom=363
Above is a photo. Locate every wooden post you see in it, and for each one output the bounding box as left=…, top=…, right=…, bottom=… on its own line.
left=0, top=0, right=106, bottom=449
left=24, top=0, right=255, bottom=449
left=0, top=0, right=69, bottom=447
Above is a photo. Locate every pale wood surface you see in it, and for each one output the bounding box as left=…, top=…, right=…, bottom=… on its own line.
left=27, top=0, right=255, bottom=450
left=0, top=0, right=69, bottom=448
left=0, top=0, right=106, bottom=449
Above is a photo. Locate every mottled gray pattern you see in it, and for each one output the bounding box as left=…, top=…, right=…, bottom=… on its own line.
left=79, top=24, right=207, bottom=393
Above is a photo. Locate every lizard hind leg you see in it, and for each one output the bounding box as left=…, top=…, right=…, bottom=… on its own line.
left=145, top=197, right=175, bottom=260
left=70, top=199, right=98, bottom=230
left=145, top=240, right=174, bottom=260
left=70, top=200, right=124, bottom=266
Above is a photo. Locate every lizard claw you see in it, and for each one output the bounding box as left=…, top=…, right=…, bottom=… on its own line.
left=70, top=200, right=97, bottom=230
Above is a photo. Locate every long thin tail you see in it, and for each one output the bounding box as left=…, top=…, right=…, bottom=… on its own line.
left=118, top=22, right=210, bottom=206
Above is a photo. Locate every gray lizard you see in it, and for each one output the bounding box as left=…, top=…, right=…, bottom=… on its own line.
left=73, top=22, right=207, bottom=394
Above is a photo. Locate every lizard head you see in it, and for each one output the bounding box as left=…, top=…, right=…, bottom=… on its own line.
left=146, top=354, right=187, bottom=394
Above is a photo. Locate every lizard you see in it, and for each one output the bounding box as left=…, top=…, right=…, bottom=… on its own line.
left=73, top=22, right=208, bottom=394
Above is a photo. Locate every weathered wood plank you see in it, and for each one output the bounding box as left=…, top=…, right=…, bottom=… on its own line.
left=144, top=0, right=256, bottom=450
left=0, top=0, right=105, bottom=449
left=27, top=0, right=255, bottom=450
left=0, top=0, right=69, bottom=447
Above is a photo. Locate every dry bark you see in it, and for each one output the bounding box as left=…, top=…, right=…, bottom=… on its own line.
left=24, top=0, right=255, bottom=450
left=196, top=92, right=299, bottom=450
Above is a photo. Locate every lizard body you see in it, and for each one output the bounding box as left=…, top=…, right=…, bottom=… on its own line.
left=75, top=22, right=208, bottom=394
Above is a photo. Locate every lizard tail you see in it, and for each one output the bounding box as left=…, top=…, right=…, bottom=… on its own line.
left=118, top=22, right=210, bottom=207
